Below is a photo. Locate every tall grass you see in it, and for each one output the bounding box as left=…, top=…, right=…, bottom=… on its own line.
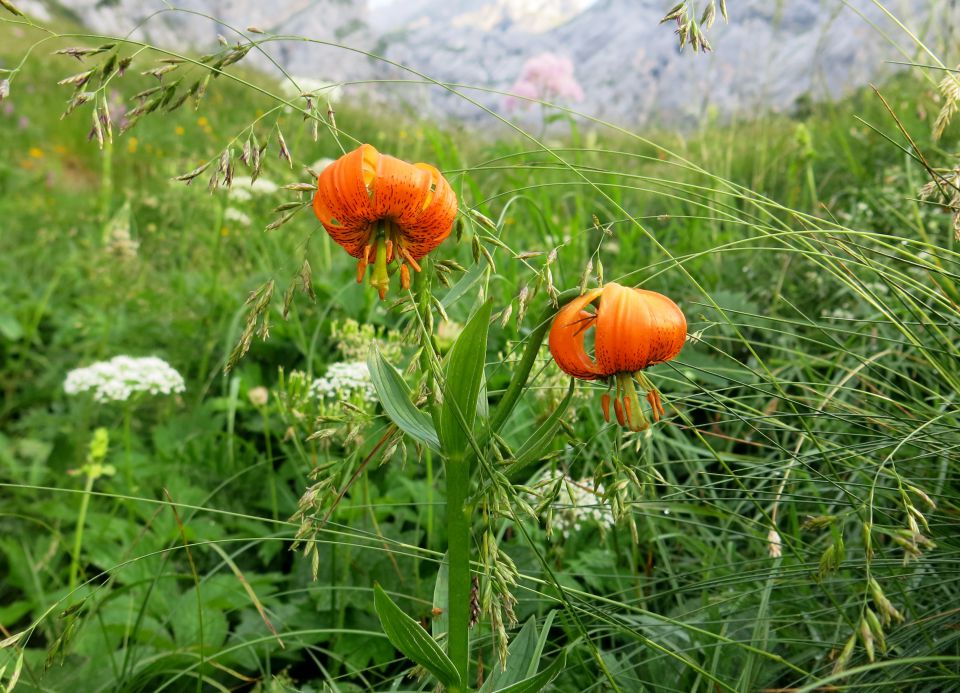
left=1, top=3, right=959, bottom=692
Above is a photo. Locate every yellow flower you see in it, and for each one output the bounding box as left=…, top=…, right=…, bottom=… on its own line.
left=28, top=147, right=44, bottom=159
left=127, top=137, right=139, bottom=154
left=197, top=116, right=209, bottom=127
left=174, top=125, right=185, bottom=136
left=220, top=227, right=230, bottom=237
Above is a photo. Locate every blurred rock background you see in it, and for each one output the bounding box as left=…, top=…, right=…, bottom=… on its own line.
left=15, top=0, right=955, bottom=124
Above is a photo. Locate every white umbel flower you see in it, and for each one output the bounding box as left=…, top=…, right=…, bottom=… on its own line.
left=280, top=77, right=341, bottom=104
left=64, top=356, right=185, bottom=403
left=310, top=361, right=376, bottom=403
left=230, top=176, right=279, bottom=201
left=534, top=472, right=615, bottom=539
left=224, top=207, right=252, bottom=226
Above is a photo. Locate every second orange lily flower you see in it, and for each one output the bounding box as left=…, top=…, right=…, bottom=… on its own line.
left=549, top=282, right=687, bottom=431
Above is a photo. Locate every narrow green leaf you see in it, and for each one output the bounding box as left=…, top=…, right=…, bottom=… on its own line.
left=431, top=555, right=449, bottom=640
left=508, top=381, right=575, bottom=478
left=494, top=651, right=567, bottom=693
left=438, top=300, right=493, bottom=455
left=527, top=610, right=557, bottom=678
left=373, top=584, right=462, bottom=689
left=442, top=260, right=486, bottom=309
left=368, top=347, right=440, bottom=452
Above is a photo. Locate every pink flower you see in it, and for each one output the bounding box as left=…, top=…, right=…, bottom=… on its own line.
left=505, top=52, right=585, bottom=111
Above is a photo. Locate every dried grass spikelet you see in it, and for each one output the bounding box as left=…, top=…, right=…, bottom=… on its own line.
left=933, top=68, right=960, bottom=141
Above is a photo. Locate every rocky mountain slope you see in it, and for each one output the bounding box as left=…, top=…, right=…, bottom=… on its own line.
left=12, top=0, right=948, bottom=125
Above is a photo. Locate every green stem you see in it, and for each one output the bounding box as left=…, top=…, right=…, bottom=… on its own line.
left=446, top=454, right=471, bottom=690
left=490, top=288, right=578, bottom=433
left=69, top=472, right=95, bottom=593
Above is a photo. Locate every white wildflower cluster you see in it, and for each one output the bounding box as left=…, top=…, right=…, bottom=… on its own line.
left=224, top=207, right=252, bottom=226
left=229, top=176, right=279, bottom=201
left=330, top=318, right=403, bottom=362
left=533, top=472, right=615, bottom=540
left=106, top=227, right=140, bottom=259
left=310, top=361, right=377, bottom=403
left=64, top=356, right=186, bottom=403
left=280, top=77, right=342, bottom=104
left=824, top=308, right=856, bottom=322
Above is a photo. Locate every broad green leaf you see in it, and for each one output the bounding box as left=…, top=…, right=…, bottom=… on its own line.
left=373, top=584, right=461, bottom=688
left=368, top=346, right=440, bottom=452
left=494, top=650, right=567, bottom=693
left=479, top=616, right=538, bottom=692
left=0, top=313, right=23, bottom=341
left=438, top=300, right=493, bottom=456
left=508, top=381, right=575, bottom=478
left=431, top=555, right=449, bottom=640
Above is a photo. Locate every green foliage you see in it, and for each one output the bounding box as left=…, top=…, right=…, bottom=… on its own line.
left=373, top=583, right=461, bottom=688
left=438, top=300, right=493, bottom=457
left=368, top=346, right=440, bottom=452
left=1, top=5, right=960, bottom=693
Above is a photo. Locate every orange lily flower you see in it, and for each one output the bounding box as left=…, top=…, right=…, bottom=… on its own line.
left=548, top=282, right=686, bottom=432
left=312, top=143, right=458, bottom=299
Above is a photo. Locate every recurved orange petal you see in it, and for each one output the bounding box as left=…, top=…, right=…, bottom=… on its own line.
left=314, top=144, right=381, bottom=257
left=370, top=154, right=432, bottom=222
left=398, top=163, right=457, bottom=259
left=636, top=289, right=686, bottom=366
left=594, top=283, right=685, bottom=374
left=548, top=288, right=604, bottom=380
left=594, top=282, right=647, bottom=375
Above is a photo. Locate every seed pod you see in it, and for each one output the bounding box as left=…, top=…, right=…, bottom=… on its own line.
left=859, top=618, right=875, bottom=662
left=174, top=160, right=212, bottom=183
left=832, top=633, right=857, bottom=675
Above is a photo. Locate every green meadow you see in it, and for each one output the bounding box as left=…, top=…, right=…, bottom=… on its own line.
left=1, top=5, right=959, bottom=692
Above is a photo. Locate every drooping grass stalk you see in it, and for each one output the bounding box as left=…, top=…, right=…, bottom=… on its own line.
left=445, top=452, right=471, bottom=690
left=68, top=470, right=95, bottom=593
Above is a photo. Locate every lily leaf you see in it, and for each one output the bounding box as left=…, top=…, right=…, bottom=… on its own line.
left=431, top=555, right=449, bottom=641
left=373, top=584, right=461, bottom=689
left=479, top=617, right=538, bottom=692
left=368, top=346, right=440, bottom=452
left=438, top=300, right=493, bottom=456
left=494, top=650, right=567, bottom=693
left=480, top=611, right=558, bottom=692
